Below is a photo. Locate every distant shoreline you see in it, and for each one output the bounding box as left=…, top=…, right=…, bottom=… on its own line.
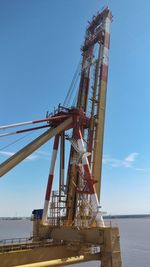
left=104, top=214, right=150, bottom=219
left=0, top=214, right=150, bottom=220
left=0, top=217, right=30, bottom=220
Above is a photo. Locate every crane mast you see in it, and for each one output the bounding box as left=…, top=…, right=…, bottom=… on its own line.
left=66, top=7, right=111, bottom=223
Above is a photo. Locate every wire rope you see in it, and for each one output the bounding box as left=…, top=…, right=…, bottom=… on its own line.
left=0, top=131, right=38, bottom=151
left=63, top=59, right=81, bottom=107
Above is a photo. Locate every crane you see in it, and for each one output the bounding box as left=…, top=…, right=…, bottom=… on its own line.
left=0, top=7, right=122, bottom=267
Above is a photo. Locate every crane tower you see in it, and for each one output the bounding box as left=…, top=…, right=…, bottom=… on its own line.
left=0, top=7, right=122, bottom=267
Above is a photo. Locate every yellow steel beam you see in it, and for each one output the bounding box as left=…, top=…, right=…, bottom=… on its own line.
left=0, top=117, right=72, bottom=177
left=0, top=243, right=100, bottom=267
left=92, top=80, right=107, bottom=200
left=13, top=254, right=100, bottom=267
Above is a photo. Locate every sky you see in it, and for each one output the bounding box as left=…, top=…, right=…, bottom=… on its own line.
left=0, top=0, right=150, bottom=216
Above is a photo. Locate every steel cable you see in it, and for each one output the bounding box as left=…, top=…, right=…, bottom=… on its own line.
left=63, top=59, right=81, bottom=107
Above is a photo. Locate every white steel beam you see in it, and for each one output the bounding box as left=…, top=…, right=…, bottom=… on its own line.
left=0, top=118, right=72, bottom=177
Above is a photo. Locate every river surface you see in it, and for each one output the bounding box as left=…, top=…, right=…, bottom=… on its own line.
left=0, top=218, right=150, bottom=267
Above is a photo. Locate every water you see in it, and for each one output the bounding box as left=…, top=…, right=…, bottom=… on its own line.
left=0, top=218, right=150, bottom=267
left=0, top=219, right=32, bottom=239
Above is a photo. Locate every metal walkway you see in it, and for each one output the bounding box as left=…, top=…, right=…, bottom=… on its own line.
left=0, top=237, right=61, bottom=253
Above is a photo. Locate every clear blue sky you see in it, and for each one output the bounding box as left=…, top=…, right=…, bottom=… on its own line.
left=0, top=0, right=150, bottom=216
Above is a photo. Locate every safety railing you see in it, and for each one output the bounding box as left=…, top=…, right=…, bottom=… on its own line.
left=0, top=237, right=60, bottom=253
left=0, top=237, right=32, bottom=245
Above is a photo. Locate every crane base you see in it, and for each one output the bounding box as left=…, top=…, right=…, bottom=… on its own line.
left=0, top=222, right=122, bottom=267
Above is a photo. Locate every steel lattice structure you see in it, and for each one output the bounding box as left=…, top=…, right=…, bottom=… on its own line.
left=0, top=7, right=122, bottom=267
